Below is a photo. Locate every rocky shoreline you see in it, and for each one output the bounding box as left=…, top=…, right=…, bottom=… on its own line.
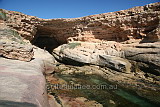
left=0, top=2, right=160, bottom=107
left=45, top=61, right=160, bottom=106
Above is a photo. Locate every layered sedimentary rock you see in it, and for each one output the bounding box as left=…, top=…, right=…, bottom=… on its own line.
left=122, top=43, right=160, bottom=75
left=0, top=2, right=159, bottom=76
left=0, top=41, right=33, bottom=61
left=38, top=2, right=160, bottom=44
left=1, top=2, right=159, bottom=72
left=53, top=41, right=131, bottom=73
left=0, top=46, right=56, bottom=107
left=0, top=2, right=160, bottom=107
left=0, top=21, right=34, bottom=61
left=0, top=9, right=39, bottom=40
left=1, top=2, right=159, bottom=44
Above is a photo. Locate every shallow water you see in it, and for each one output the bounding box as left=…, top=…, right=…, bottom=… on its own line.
left=52, top=73, right=159, bottom=107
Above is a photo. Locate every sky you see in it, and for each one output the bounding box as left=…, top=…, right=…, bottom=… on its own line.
left=0, top=0, right=159, bottom=19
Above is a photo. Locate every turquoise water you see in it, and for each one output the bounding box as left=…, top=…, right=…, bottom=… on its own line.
left=54, top=73, right=159, bottom=107
left=114, top=89, right=154, bottom=107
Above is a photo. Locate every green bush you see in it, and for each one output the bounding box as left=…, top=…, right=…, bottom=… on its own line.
left=11, top=30, right=21, bottom=39
left=0, top=10, right=7, bottom=20
left=59, top=42, right=81, bottom=54
left=9, top=29, right=25, bottom=44
left=67, top=42, right=81, bottom=49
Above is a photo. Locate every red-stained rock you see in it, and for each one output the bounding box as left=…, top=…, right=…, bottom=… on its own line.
left=0, top=45, right=56, bottom=107
left=0, top=57, right=50, bottom=107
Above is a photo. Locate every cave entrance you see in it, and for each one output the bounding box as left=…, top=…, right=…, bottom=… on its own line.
left=32, top=30, right=60, bottom=53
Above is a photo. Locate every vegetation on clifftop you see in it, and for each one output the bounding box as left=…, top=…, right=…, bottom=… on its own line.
left=0, top=9, right=7, bottom=21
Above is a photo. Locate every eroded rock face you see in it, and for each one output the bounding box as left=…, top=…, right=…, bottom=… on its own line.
left=0, top=9, right=39, bottom=41
left=37, top=2, right=160, bottom=44
left=1, top=2, right=159, bottom=44
left=1, top=3, right=159, bottom=67
left=122, top=42, right=160, bottom=75
left=53, top=40, right=160, bottom=74
left=0, top=2, right=159, bottom=79
left=0, top=2, right=160, bottom=107
left=0, top=57, right=50, bottom=107
left=0, top=22, right=34, bottom=61
left=53, top=41, right=131, bottom=73
left=0, top=41, right=33, bottom=61
left=44, top=3, right=160, bottom=42
left=98, top=55, right=131, bottom=73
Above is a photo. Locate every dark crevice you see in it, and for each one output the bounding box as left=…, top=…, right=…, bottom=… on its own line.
left=33, top=36, right=60, bottom=53
left=31, top=29, right=61, bottom=53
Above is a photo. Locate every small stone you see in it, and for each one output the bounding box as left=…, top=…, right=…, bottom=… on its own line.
left=109, top=100, right=116, bottom=105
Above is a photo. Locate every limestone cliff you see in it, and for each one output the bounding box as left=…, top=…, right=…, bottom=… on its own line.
left=0, top=2, right=159, bottom=73
left=0, top=2, right=160, bottom=107
left=1, top=2, right=159, bottom=44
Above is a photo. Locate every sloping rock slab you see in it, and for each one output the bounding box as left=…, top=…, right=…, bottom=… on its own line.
left=0, top=57, right=50, bottom=107
left=53, top=43, right=131, bottom=73
left=123, top=43, right=160, bottom=75
left=98, top=55, right=131, bottom=73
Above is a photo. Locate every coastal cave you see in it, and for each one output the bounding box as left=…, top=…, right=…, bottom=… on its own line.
left=31, top=29, right=60, bottom=53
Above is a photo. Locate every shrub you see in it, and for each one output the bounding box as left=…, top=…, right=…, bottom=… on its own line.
left=67, top=42, right=81, bottom=49
left=59, top=42, right=81, bottom=53
left=10, top=30, right=21, bottom=39
left=9, top=29, right=25, bottom=44
left=0, top=9, right=7, bottom=20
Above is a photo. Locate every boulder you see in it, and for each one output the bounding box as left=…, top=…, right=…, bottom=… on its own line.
left=98, top=55, right=131, bottom=73
left=0, top=23, right=34, bottom=62
left=0, top=45, right=57, bottom=107
left=0, top=41, right=34, bottom=62
left=122, top=43, right=160, bottom=75
left=0, top=57, right=50, bottom=107
left=53, top=42, right=131, bottom=73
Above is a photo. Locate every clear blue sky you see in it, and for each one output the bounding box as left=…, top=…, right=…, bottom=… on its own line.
left=0, top=0, right=159, bottom=19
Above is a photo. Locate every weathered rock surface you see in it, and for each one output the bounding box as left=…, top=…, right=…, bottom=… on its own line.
left=38, top=2, right=160, bottom=44
left=0, top=22, right=34, bottom=61
left=122, top=42, right=160, bottom=75
left=0, top=41, right=34, bottom=61
left=1, top=2, right=159, bottom=44
left=52, top=63, right=160, bottom=104
left=53, top=42, right=131, bottom=73
left=98, top=55, right=131, bottom=73
left=0, top=2, right=160, bottom=107
left=0, top=45, right=57, bottom=107
left=0, top=21, right=56, bottom=106
left=0, top=9, right=39, bottom=41
left=53, top=40, right=160, bottom=75
left=1, top=2, right=159, bottom=74
left=0, top=57, right=49, bottom=107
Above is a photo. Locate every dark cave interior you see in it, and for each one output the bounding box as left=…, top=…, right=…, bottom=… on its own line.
left=31, top=29, right=60, bottom=53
